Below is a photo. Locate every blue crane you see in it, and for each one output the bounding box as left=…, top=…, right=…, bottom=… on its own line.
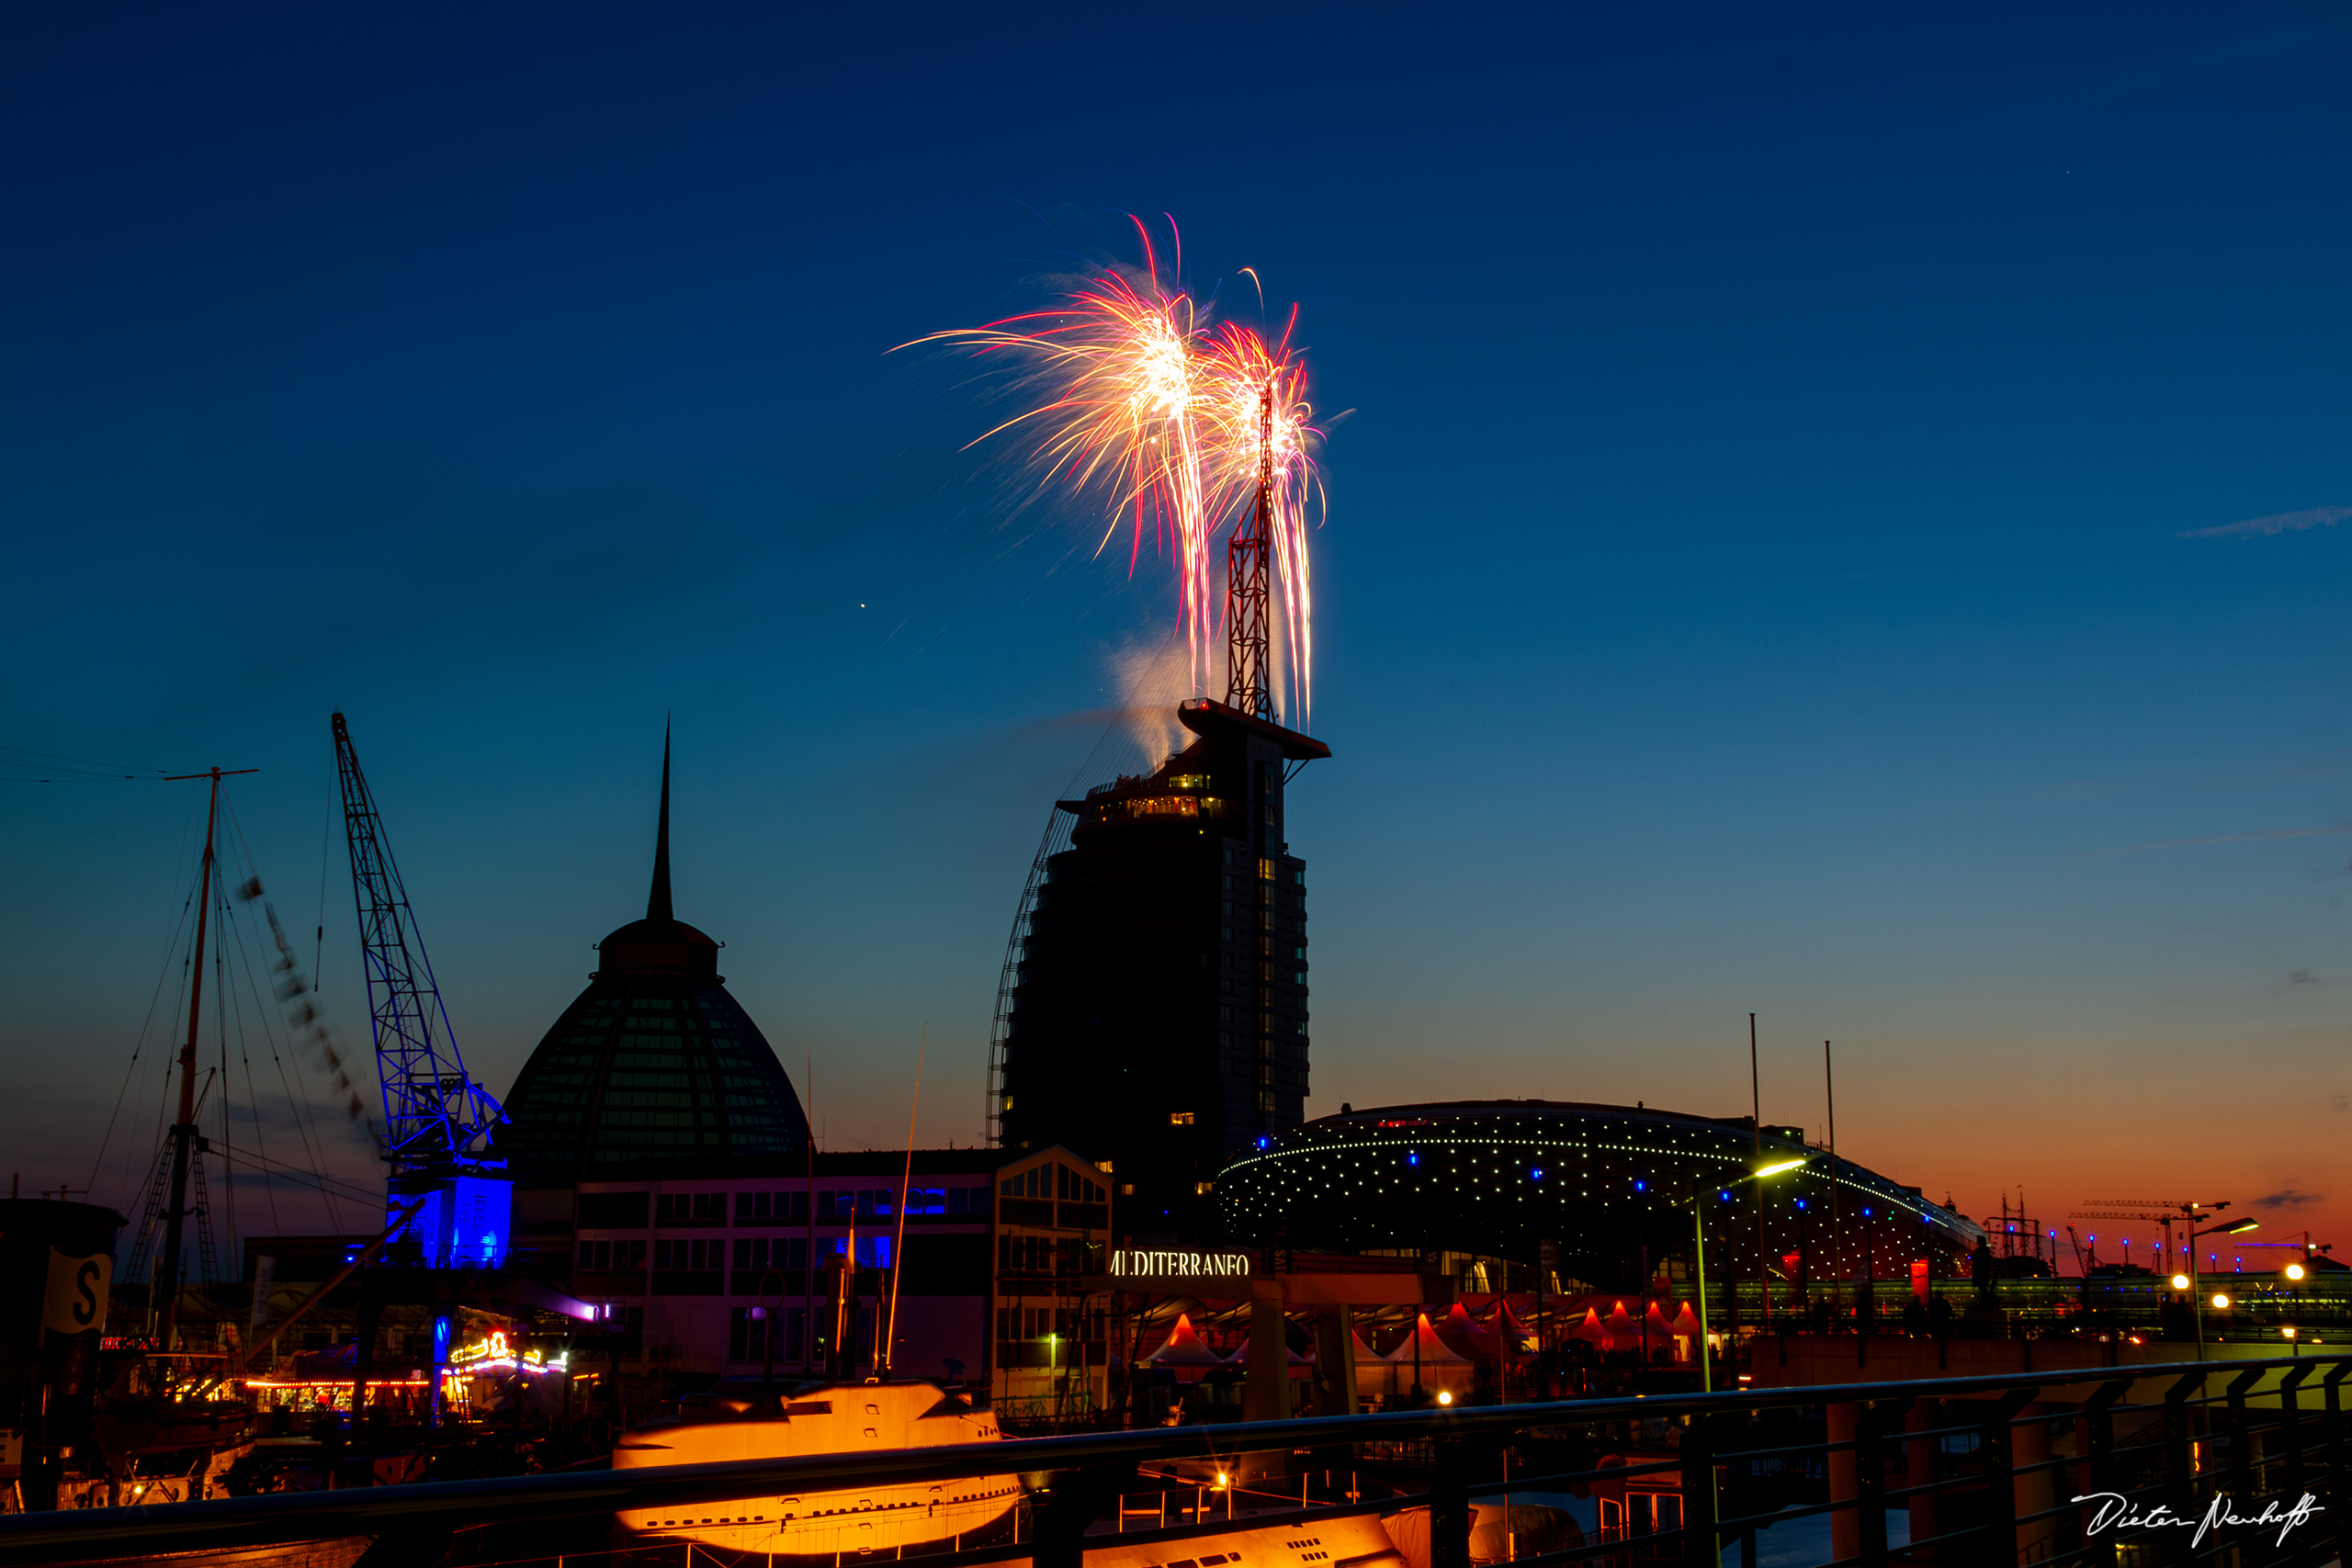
left=333, top=712, right=509, bottom=1267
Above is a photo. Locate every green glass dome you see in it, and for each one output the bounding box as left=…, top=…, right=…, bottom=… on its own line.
left=496, top=735, right=809, bottom=1183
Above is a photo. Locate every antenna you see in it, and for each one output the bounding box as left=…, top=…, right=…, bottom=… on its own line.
left=1223, top=381, right=1274, bottom=719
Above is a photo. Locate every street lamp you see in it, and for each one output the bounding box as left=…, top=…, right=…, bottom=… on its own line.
left=1678, top=1156, right=1807, bottom=1568
left=1688, top=1157, right=1810, bottom=1395
left=2183, top=1211, right=2257, bottom=1359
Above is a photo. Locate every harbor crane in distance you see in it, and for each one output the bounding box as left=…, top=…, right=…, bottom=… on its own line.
left=332, top=712, right=510, bottom=1267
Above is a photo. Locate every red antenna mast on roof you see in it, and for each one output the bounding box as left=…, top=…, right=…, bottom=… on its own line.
left=1224, top=382, right=1274, bottom=720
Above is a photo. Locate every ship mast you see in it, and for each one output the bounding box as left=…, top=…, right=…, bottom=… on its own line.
left=157, top=766, right=255, bottom=1350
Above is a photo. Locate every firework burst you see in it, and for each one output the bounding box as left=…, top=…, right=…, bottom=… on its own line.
left=908, top=225, right=1322, bottom=728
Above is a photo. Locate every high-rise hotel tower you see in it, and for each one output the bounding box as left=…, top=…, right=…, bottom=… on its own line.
left=1000, top=697, right=1329, bottom=1241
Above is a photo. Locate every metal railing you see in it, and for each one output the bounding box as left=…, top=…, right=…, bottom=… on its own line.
left=0, top=1354, right=2342, bottom=1568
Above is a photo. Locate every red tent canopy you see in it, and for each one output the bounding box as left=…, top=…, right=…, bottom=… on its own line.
left=1385, top=1311, right=1474, bottom=1365
left=1145, top=1312, right=1227, bottom=1367
left=1438, top=1301, right=1492, bottom=1359
left=1487, top=1299, right=1532, bottom=1343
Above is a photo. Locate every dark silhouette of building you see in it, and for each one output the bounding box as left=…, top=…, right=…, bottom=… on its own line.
left=497, top=733, right=810, bottom=1189
left=1001, top=698, right=1329, bottom=1241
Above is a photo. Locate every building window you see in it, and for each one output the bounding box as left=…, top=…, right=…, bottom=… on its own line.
left=1194, top=1180, right=1215, bottom=1196
left=577, top=1239, right=644, bottom=1271
left=656, top=1192, right=727, bottom=1226
left=577, top=1190, right=650, bottom=1229
left=654, top=1237, right=726, bottom=1270
left=737, top=1190, right=809, bottom=1222
left=1170, top=1111, right=1194, bottom=1126
left=730, top=1305, right=805, bottom=1362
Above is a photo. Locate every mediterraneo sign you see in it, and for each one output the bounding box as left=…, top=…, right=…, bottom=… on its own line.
left=1107, top=1249, right=1252, bottom=1285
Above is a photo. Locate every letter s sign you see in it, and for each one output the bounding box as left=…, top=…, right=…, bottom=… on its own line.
left=43, top=1249, right=113, bottom=1337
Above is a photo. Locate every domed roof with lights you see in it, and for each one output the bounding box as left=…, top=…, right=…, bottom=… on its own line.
left=1216, top=1099, right=1983, bottom=1294
left=496, top=731, right=809, bottom=1184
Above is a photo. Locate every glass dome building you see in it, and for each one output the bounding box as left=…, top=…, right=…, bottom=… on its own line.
left=496, top=738, right=809, bottom=1184
left=1215, top=1099, right=1983, bottom=1294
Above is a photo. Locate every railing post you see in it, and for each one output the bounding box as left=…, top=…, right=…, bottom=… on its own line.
left=1828, top=1400, right=1862, bottom=1566
left=1905, top=1398, right=1939, bottom=1565
left=2165, top=1370, right=2208, bottom=1521
left=1977, top=1386, right=2037, bottom=1568
left=2321, top=1363, right=2350, bottom=1568
left=2275, top=1363, right=2316, bottom=1568
left=2225, top=1367, right=2264, bottom=1528
left=1031, top=1465, right=1120, bottom=1568
left=1430, top=1435, right=1474, bottom=1568
left=1858, top=1398, right=1908, bottom=1568
left=2080, top=1379, right=2128, bottom=1568
left=1682, top=1416, right=1718, bottom=1568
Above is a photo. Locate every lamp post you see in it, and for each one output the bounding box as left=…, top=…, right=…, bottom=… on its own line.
left=1688, top=1157, right=1810, bottom=1393
left=2177, top=1205, right=2256, bottom=1359
left=1681, top=1156, right=1806, bottom=1568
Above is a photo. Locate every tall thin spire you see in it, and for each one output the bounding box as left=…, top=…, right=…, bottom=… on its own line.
left=647, top=719, right=673, bottom=924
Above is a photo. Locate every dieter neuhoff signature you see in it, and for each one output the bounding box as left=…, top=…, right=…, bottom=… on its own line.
left=2074, top=1492, right=2326, bottom=1548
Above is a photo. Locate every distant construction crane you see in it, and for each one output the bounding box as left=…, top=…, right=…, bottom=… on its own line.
left=333, top=712, right=509, bottom=1266
left=2069, top=1200, right=2203, bottom=1278
left=2065, top=1225, right=2098, bottom=1275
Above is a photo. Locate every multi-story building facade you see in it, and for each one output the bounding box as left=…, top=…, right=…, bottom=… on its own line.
left=564, top=1145, right=1113, bottom=1420
left=1001, top=698, right=1329, bottom=1242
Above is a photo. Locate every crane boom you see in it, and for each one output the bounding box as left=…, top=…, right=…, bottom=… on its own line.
left=333, top=714, right=506, bottom=1258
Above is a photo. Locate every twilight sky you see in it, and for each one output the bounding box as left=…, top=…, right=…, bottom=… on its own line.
left=4, top=5, right=2348, bottom=1273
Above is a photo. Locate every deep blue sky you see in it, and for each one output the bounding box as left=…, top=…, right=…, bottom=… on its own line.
left=6, top=5, right=2349, bottom=1265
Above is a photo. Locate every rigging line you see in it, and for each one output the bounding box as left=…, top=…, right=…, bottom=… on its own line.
left=86, top=875, right=201, bottom=1194
left=0, top=775, right=177, bottom=784
left=146, top=917, right=198, bottom=1203
left=222, top=799, right=344, bottom=1232
left=216, top=870, right=282, bottom=1236
left=189, top=1064, right=219, bottom=1122
left=210, top=1146, right=380, bottom=1206
left=211, top=1137, right=382, bottom=1201
left=209, top=1142, right=379, bottom=1203
left=0, top=743, right=174, bottom=773
left=133, top=783, right=209, bottom=1200
left=315, top=808, right=329, bottom=994
left=218, top=918, right=247, bottom=1264
left=212, top=885, right=238, bottom=1274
